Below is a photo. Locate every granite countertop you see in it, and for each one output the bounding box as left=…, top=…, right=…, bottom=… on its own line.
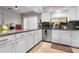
left=0, top=29, right=40, bottom=37
left=0, top=28, right=79, bottom=37
left=52, top=28, right=79, bottom=31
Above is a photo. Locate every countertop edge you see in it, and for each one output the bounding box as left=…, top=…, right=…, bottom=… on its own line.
left=0, top=29, right=41, bottom=37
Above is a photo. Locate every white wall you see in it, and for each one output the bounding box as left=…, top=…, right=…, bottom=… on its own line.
left=0, top=7, right=22, bottom=25
left=41, top=12, right=50, bottom=22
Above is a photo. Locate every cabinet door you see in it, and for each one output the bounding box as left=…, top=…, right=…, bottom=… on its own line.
left=34, top=30, right=42, bottom=45
left=68, top=7, right=77, bottom=21
left=59, top=31, right=72, bottom=45
left=16, top=39, right=27, bottom=53
left=52, top=30, right=59, bottom=43
left=31, top=31, right=35, bottom=46
left=0, top=44, right=13, bottom=53
left=34, top=30, right=39, bottom=45
left=76, top=7, right=79, bottom=20
left=41, top=12, right=50, bottom=22
left=72, top=31, right=79, bottom=47
left=16, top=33, right=27, bottom=53
left=0, top=35, right=15, bottom=53
left=26, top=32, right=34, bottom=50
left=38, top=30, right=42, bottom=42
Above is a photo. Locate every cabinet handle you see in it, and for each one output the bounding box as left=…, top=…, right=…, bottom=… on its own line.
left=0, top=39, right=8, bottom=42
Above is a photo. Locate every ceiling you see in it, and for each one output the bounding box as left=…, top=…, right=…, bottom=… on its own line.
left=0, top=6, right=71, bottom=14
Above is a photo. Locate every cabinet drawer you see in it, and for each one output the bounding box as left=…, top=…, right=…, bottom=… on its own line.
left=0, top=35, right=15, bottom=48
left=0, top=35, right=15, bottom=45
left=15, top=33, right=26, bottom=39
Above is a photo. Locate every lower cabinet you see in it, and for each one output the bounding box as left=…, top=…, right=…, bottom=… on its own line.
left=15, top=30, right=42, bottom=53
left=52, top=30, right=72, bottom=46
left=52, top=30, right=59, bottom=43
left=15, top=33, right=27, bottom=53
left=0, top=44, right=14, bottom=53
left=26, top=31, right=34, bottom=51
left=59, top=31, right=72, bottom=45
left=38, top=30, right=42, bottom=42
left=71, top=31, right=79, bottom=47
left=34, top=30, right=39, bottom=45
left=34, top=30, right=42, bottom=45
left=16, top=39, right=27, bottom=53
left=0, top=29, right=42, bottom=53
left=0, top=35, right=16, bottom=53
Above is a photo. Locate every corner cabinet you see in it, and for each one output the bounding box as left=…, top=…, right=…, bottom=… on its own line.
left=34, top=30, right=42, bottom=45
left=38, top=30, right=42, bottom=42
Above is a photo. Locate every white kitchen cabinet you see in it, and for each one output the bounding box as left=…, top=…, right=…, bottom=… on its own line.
left=52, top=30, right=59, bottom=43
left=59, top=31, right=72, bottom=45
left=68, top=7, right=77, bottom=21
left=41, top=12, right=50, bottom=22
left=0, top=44, right=13, bottom=53
left=76, top=7, right=79, bottom=20
left=15, top=33, right=27, bottom=53
left=26, top=31, right=35, bottom=51
left=34, top=30, right=42, bottom=45
left=0, top=35, right=16, bottom=53
left=31, top=31, right=35, bottom=46
left=34, top=30, right=39, bottom=45
left=71, top=31, right=79, bottom=47
left=38, top=30, right=42, bottom=42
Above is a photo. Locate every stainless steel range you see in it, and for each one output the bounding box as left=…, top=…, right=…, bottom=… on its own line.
left=41, top=22, right=52, bottom=42
left=42, top=29, right=52, bottom=42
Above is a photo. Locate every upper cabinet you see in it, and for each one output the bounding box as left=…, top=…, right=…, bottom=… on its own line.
left=76, top=7, right=79, bottom=20
left=41, top=12, right=50, bottom=22
left=51, top=6, right=79, bottom=21
left=67, top=7, right=77, bottom=21
left=67, top=6, right=79, bottom=21
left=51, top=11, right=67, bottom=18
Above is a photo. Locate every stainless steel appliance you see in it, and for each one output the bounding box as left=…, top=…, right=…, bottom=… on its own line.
left=42, top=29, right=52, bottom=42
left=41, top=22, right=52, bottom=42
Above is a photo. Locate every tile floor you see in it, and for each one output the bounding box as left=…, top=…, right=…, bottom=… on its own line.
left=29, top=41, right=79, bottom=53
